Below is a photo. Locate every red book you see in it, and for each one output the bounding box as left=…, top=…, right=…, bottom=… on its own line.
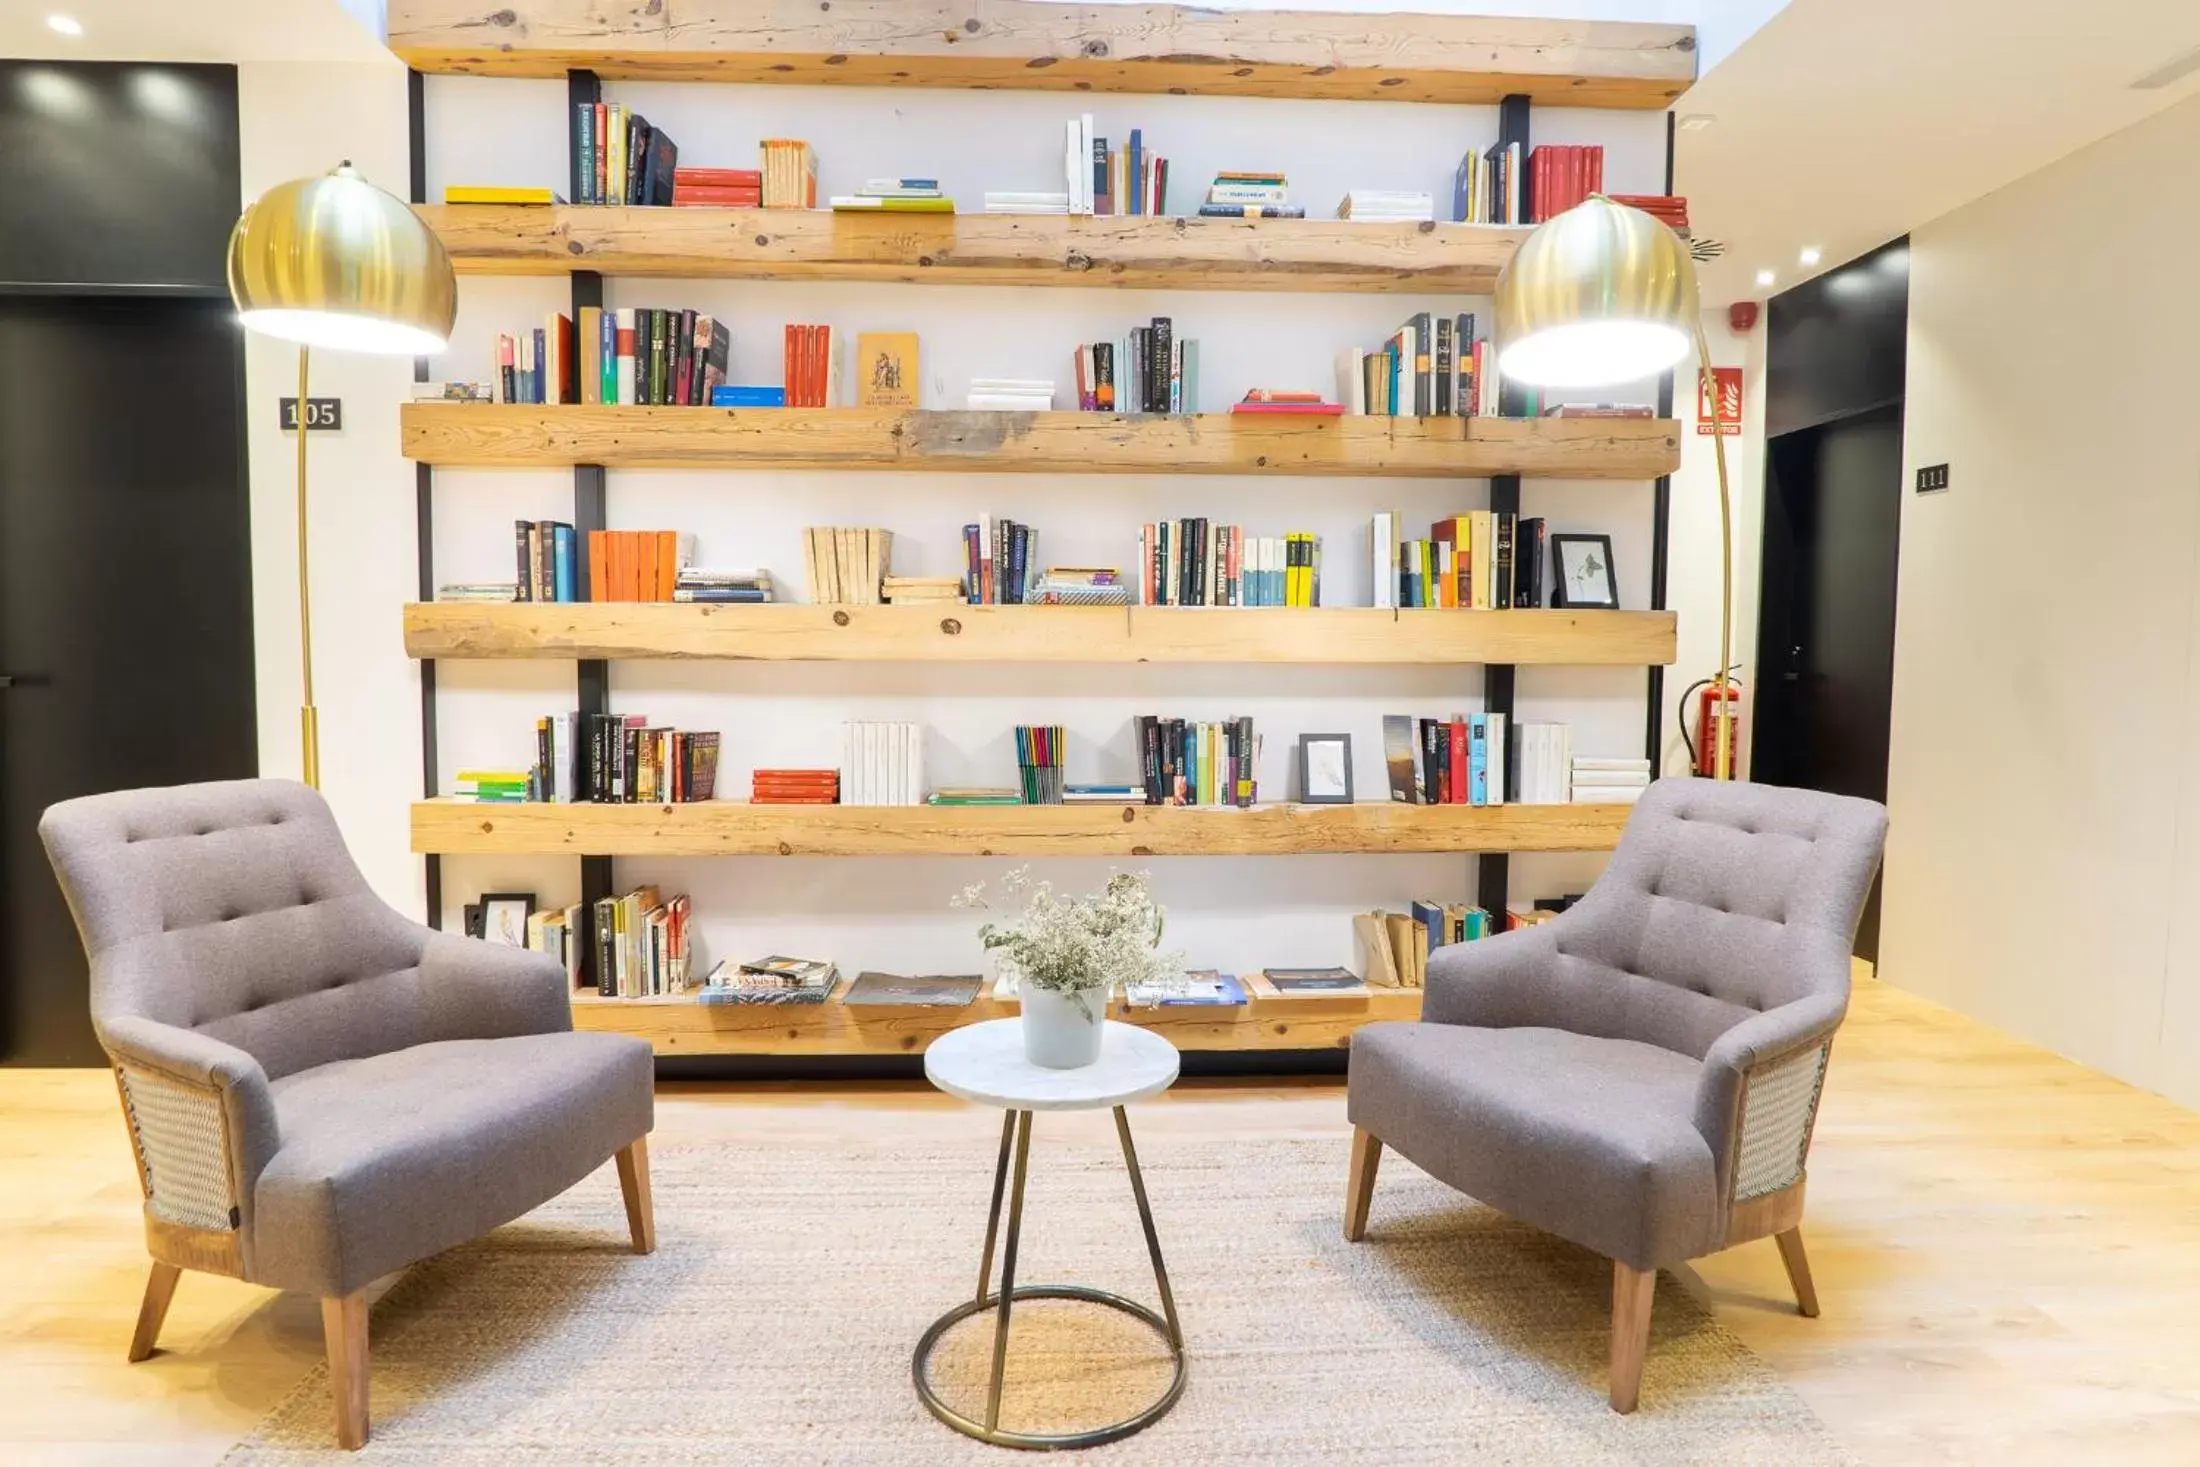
left=675, top=168, right=762, bottom=188
left=1448, top=717, right=1468, bottom=804
left=674, top=188, right=764, bottom=207
left=783, top=325, right=798, bottom=405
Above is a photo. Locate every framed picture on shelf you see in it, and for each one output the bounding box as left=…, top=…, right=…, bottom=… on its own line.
left=478, top=892, right=535, bottom=947
left=1296, top=733, right=1354, bottom=805
left=1551, top=533, right=1619, bottom=609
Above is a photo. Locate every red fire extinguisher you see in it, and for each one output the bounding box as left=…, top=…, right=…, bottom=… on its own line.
left=1681, top=677, right=1743, bottom=778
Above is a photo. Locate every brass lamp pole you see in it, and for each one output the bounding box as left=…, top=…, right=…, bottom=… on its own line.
left=1493, top=195, right=1735, bottom=779
left=226, top=162, right=456, bottom=787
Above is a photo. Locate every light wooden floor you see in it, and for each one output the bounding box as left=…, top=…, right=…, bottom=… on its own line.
left=8, top=978, right=2200, bottom=1465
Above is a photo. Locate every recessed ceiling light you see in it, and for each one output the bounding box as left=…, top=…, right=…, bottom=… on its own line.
left=1677, top=114, right=1716, bottom=131
left=1798, top=246, right=1822, bottom=266
left=1754, top=269, right=1776, bottom=288
left=46, top=13, right=84, bottom=36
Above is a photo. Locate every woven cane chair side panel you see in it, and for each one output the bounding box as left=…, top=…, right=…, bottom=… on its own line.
left=1732, top=1041, right=1828, bottom=1202
left=117, top=1067, right=239, bottom=1232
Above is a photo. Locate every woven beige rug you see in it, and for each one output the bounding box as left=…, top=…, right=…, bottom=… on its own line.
left=224, top=1135, right=1850, bottom=1465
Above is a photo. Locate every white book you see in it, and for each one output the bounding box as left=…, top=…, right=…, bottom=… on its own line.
left=906, top=723, right=925, bottom=806
left=1080, top=113, right=1096, bottom=215
left=968, top=394, right=1055, bottom=411
left=986, top=191, right=1070, bottom=204
left=1337, top=346, right=1367, bottom=414
left=1369, top=511, right=1391, bottom=609
left=1573, top=784, right=1647, bottom=804
left=1487, top=711, right=1506, bottom=807
left=1571, top=769, right=1652, bottom=788
left=1573, top=757, right=1653, bottom=771
left=970, top=377, right=1056, bottom=391
left=614, top=308, right=636, bottom=405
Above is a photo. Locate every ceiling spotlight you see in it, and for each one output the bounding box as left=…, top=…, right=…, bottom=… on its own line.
left=1798, top=246, right=1822, bottom=266
left=47, top=14, right=84, bottom=36
left=1754, top=269, right=1776, bottom=288
left=1677, top=114, right=1716, bottom=131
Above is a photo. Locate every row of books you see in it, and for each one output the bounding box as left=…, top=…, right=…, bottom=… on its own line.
left=1384, top=713, right=1512, bottom=807
left=783, top=324, right=844, bottom=407
left=570, top=102, right=676, bottom=206
left=496, top=307, right=731, bottom=406
left=963, top=517, right=1035, bottom=604
left=522, top=713, right=721, bottom=804
left=1339, top=312, right=1491, bottom=418
left=1526, top=144, right=1606, bottom=223
left=1013, top=724, right=1066, bottom=804
left=1372, top=510, right=1544, bottom=611
left=761, top=140, right=818, bottom=209
left=1062, top=117, right=1171, bottom=215
left=1354, top=902, right=1499, bottom=989
left=592, top=887, right=693, bottom=998
left=806, top=525, right=892, bottom=604
left=1136, top=715, right=1259, bottom=806
left=582, top=529, right=690, bottom=604
left=841, top=721, right=925, bottom=806
left=1138, top=522, right=1323, bottom=608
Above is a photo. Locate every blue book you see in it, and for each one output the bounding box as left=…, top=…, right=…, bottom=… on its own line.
left=709, top=385, right=787, bottom=408
left=552, top=524, right=577, bottom=602
left=1468, top=713, right=1489, bottom=805
left=1156, top=972, right=1248, bottom=1006
left=1128, top=128, right=1143, bottom=216
left=1410, top=899, right=1449, bottom=951
left=673, top=587, right=770, bottom=603
left=532, top=327, right=547, bottom=404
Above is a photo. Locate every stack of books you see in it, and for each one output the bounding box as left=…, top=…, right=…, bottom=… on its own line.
left=842, top=972, right=983, bottom=1005
left=454, top=769, right=530, bottom=804
left=507, top=307, right=729, bottom=406
left=696, top=955, right=839, bottom=1006
left=525, top=903, right=585, bottom=988
left=1014, top=725, right=1065, bottom=805
left=591, top=886, right=692, bottom=998
left=963, top=516, right=1036, bottom=604
left=1572, top=757, right=1652, bottom=804
left=805, top=526, right=892, bottom=604
left=413, top=380, right=495, bottom=402
left=840, top=722, right=924, bottom=805
left=927, top=787, right=1023, bottom=806
left=674, top=568, right=772, bottom=604
left=829, top=178, right=953, bottom=212
left=985, top=191, right=1069, bottom=215
left=572, top=103, right=676, bottom=205
left=1230, top=389, right=1341, bottom=415
left=1372, top=510, right=1543, bottom=611
left=587, top=529, right=694, bottom=603
left=673, top=167, right=761, bottom=207
left=751, top=769, right=839, bottom=805
left=1515, top=722, right=1575, bottom=804
left=1261, top=967, right=1365, bottom=995
left=1064, top=783, right=1141, bottom=804
left=1136, top=716, right=1258, bottom=806
left=883, top=576, right=964, bottom=605
left=1031, top=568, right=1131, bottom=605
left=783, top=324, right=842, bottom=407
left=1337, top=312, right=1487, bottom=418
left=1111, top=318, right=1195, bottom=414
left=1383, top=713, right=1508, bottom=806
left=1527, top=144, right=1604, bottom=221
left=760, top=139, right=817, bottom=208
left=437, top=580, right=519, bottom=602
left=1139, top=522, right=1320, bottom=607
left=1198, top=171, right=1301, bottom=219
left=513, top=519, right=579, bottom=602
left=1608, top=193, right=1691, bottom=236
left=1123, top=970, right=1249, bottom=1007
left=1339, top=189, right=1434, bottom=222
left=967, top=378, right=1053, bottom=410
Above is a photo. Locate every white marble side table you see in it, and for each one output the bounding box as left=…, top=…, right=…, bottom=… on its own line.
left=913, top=1019, right=1184, bottom=1450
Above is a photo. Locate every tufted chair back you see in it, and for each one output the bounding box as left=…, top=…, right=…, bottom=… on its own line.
left=40, top=779, right=432, bottom=1080
left=1539, top=778, right=1887, bottom=1061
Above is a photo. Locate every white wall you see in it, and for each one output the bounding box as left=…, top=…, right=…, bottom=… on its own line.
left=390, top=76, right=1680, bottom=977
left=1883, top=91, right=2200, bottom=1106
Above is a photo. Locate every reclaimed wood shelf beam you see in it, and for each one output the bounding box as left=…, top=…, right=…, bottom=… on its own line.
left=417, top=205, right=1532, bottom=294
left=388, top=1, right=1696, bottom=109
left=400, top=404, right=1683, bottom=479
left=411, top=798, right=1632, bottom=858
left=402, top=602, right=1679, bottom=667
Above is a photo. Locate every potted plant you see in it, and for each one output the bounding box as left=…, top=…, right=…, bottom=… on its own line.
left=955, top=868, right=1179, bottom=1068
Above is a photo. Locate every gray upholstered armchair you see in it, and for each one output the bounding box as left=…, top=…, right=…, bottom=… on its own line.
left=40, top=778, right=656, bottom=1449
left=1345, top=778, right=1886, bottom=1412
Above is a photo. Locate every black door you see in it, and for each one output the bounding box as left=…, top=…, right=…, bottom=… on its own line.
left=1752, top=403, right=1903, bottom=957
left=0, top=294, right=256, bottom=1065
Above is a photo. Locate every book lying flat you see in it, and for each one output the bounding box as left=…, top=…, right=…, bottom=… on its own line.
left=445, top=185, right=564, bottom=205
left=1123, top=971, right=1248, bottom=1007
left=1263, top=967, right=1366, bottom=994
left=841, top=972, right=983, bottom=1006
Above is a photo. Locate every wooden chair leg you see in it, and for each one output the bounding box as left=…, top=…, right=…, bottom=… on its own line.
left=1775, top=1226, right=1821, bottom=1318
left=615, top=1137, right=656, bottom=1255
left=321, top=1291, right=369, bottom=1451
left=1610, top=1261, right=1657, bottom=1414
left=1343, top=1126, right=1382, bottom=1242
left=127, top=1261, right=182, bottom=1362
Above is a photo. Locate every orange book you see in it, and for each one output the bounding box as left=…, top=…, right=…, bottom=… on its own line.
left=1431, top=516, right=1469, bottom=608
left=784, top=326, right=798, bottom=404
left=637, top=531, right=660, bottom=603
left=612, top=532, right=637, bottom=602
left=655, top=530, right=678, bottom=600
left=588, top=530, right=608, bottom=602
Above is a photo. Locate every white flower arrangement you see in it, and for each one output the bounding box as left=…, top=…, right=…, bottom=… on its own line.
left=953, top=867, right=1180, bottom=1017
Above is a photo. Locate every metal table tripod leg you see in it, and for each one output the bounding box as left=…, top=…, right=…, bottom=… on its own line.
left=1114, top=1105, right=1182, bottom=1348
left=975, top=1108, right=1017, bottom=1304
left=984, top=1110, right=1033, bottom=1436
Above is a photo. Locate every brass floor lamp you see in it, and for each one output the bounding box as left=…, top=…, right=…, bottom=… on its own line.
left=226, top=162, right=456, bottom=787
left=1493, top=196, right=1735, bottom=779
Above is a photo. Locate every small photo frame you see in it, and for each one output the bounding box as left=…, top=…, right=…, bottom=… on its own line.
left=1551, top=533, right=1619, bottom=609
left=1296, top=733, right=1354, bottom=805
left=478, top=892, right=535, bottom=947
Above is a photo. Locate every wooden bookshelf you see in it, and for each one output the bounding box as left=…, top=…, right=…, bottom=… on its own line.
left=570, top=978, right=1421, bottom=1057
left=412, top=799, right=1631, bottom=858
left=404, top=602, right=1678, bottom=667
left=419, top=205, right=1532, bottom=294
left=388, top=1, right=1695, bottom=109
left=401, top=404, right=1683, bottom=479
